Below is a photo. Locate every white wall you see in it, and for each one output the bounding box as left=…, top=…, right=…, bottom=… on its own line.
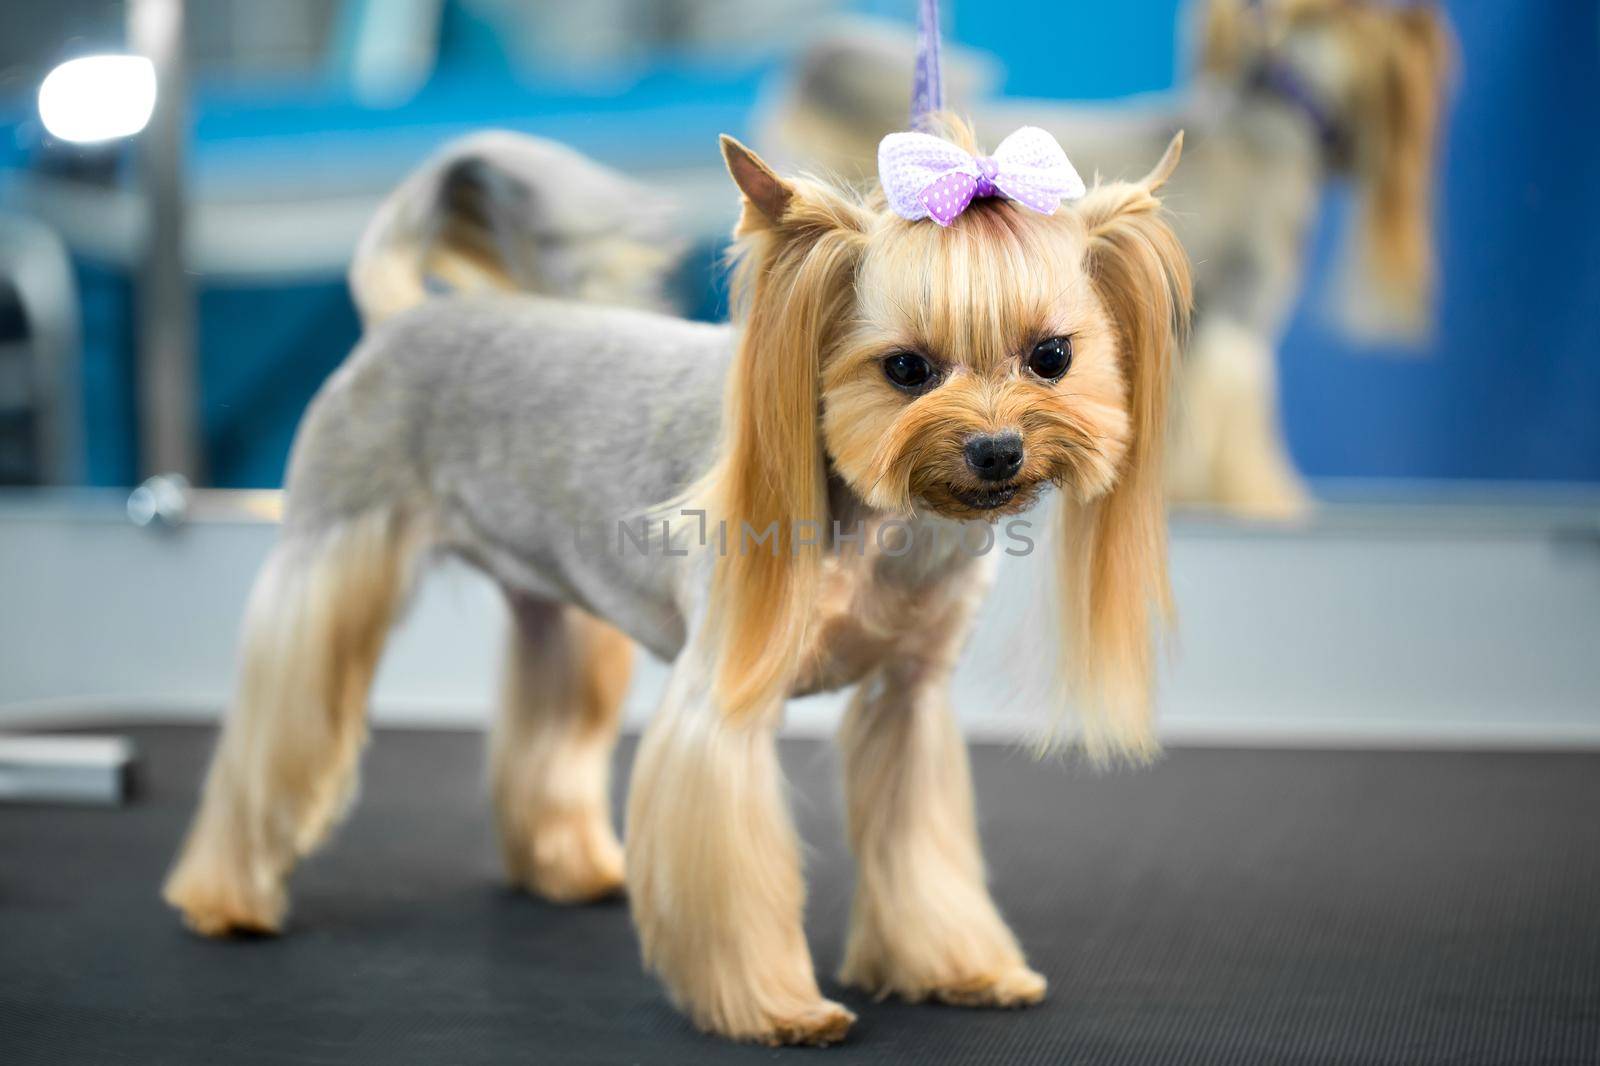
left=3, top=490, right=1598, bottom=747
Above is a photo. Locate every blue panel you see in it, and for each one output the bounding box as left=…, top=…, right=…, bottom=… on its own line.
left=74, top=259, right=137, bottom=487
left=198, top=280, right=361, bottom=488
left=952, top=0, right=1183, bottom=98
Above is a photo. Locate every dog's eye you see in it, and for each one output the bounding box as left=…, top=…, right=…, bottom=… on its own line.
left=1027, top=336, right=1073, bottom=381
left=882, top=351, right=934, bottom=391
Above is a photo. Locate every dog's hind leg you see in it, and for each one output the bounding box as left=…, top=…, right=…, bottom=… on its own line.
left=491, top=596, right=632, bottom=903
left=163, top=508, right=423, bottom=936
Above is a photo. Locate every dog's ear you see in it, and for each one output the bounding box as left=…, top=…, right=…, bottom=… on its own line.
left=1059, top=133, right=1192, bottom=760
left=720, top=135, right=794, bottom=228
left=699, top=143, right=871, bottom=721
left=1140, top=129, right=1184, bottom=193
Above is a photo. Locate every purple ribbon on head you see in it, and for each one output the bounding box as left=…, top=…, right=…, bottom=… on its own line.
left=878, top=126, right=1087, bottom=226
left=883, top=0, right=1086, bottom=226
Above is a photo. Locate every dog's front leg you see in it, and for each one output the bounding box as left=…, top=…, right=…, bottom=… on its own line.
left=625, top=650, right=854, bottom=1046
left=837, top=653, right=1046, bottom=1009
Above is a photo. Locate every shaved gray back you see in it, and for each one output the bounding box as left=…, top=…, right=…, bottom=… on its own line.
left=284, top=295, right=734, bottom=657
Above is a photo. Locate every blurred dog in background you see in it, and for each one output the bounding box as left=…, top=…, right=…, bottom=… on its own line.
left=764, top=0, right=1453, bottom=516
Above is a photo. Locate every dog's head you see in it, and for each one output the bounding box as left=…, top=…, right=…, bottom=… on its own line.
left=700, top=118, right=1190, bottom=758
left=1201, top=0, right=1455, bottom=334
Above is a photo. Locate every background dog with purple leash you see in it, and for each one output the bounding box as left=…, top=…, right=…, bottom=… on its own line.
left=765, top=0, right=1454, bottom=518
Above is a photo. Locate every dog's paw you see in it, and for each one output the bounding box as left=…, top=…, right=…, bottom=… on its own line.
left=163, top=868, right=285, bottom=938
left=508, top=808, right=626, bottom=903
left=754, top=999, right=857, bottom=1047
left=842, top=956, right=1047, bottom=1010
left=927, top=965, right=1047, bottom=1009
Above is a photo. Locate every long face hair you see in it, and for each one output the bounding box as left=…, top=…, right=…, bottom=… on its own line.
left=1202, top=0, right=1455, bottom=334
left=698, top=120, right=1191, bottom=758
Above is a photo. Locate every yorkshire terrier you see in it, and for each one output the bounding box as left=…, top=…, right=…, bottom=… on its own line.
left=766, top=0, right=1453, bottom=518
left=162, top=109, right=1191, bottom=1045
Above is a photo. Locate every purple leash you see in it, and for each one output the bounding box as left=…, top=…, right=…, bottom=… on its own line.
left=910, top=0, right=944, bottom=131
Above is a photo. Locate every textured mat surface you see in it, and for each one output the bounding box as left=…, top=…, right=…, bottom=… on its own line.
left=1, top=725, right=1597, bottom=1065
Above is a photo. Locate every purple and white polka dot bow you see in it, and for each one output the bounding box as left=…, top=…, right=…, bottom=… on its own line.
left=877, top=126, right=1087, bottom=227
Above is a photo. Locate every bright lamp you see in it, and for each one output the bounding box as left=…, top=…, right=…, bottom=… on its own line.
left=37, top=55, right=157, bottom=143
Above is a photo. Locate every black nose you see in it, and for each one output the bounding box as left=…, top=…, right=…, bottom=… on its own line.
left=963, top=433, right=1024, bottom=482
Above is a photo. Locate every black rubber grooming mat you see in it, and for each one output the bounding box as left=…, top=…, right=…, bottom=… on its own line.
left=2, top=726, right=1597, bottom=1065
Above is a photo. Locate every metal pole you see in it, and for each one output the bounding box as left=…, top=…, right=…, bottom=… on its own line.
left=129, top=0, right=200, bottom=482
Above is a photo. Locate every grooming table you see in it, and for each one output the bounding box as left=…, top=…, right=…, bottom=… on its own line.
left=1, top=725, right=1596, bottom=1064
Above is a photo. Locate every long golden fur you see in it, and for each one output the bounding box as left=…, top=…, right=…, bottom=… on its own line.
left=163, top=508, right=426, bottom=934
